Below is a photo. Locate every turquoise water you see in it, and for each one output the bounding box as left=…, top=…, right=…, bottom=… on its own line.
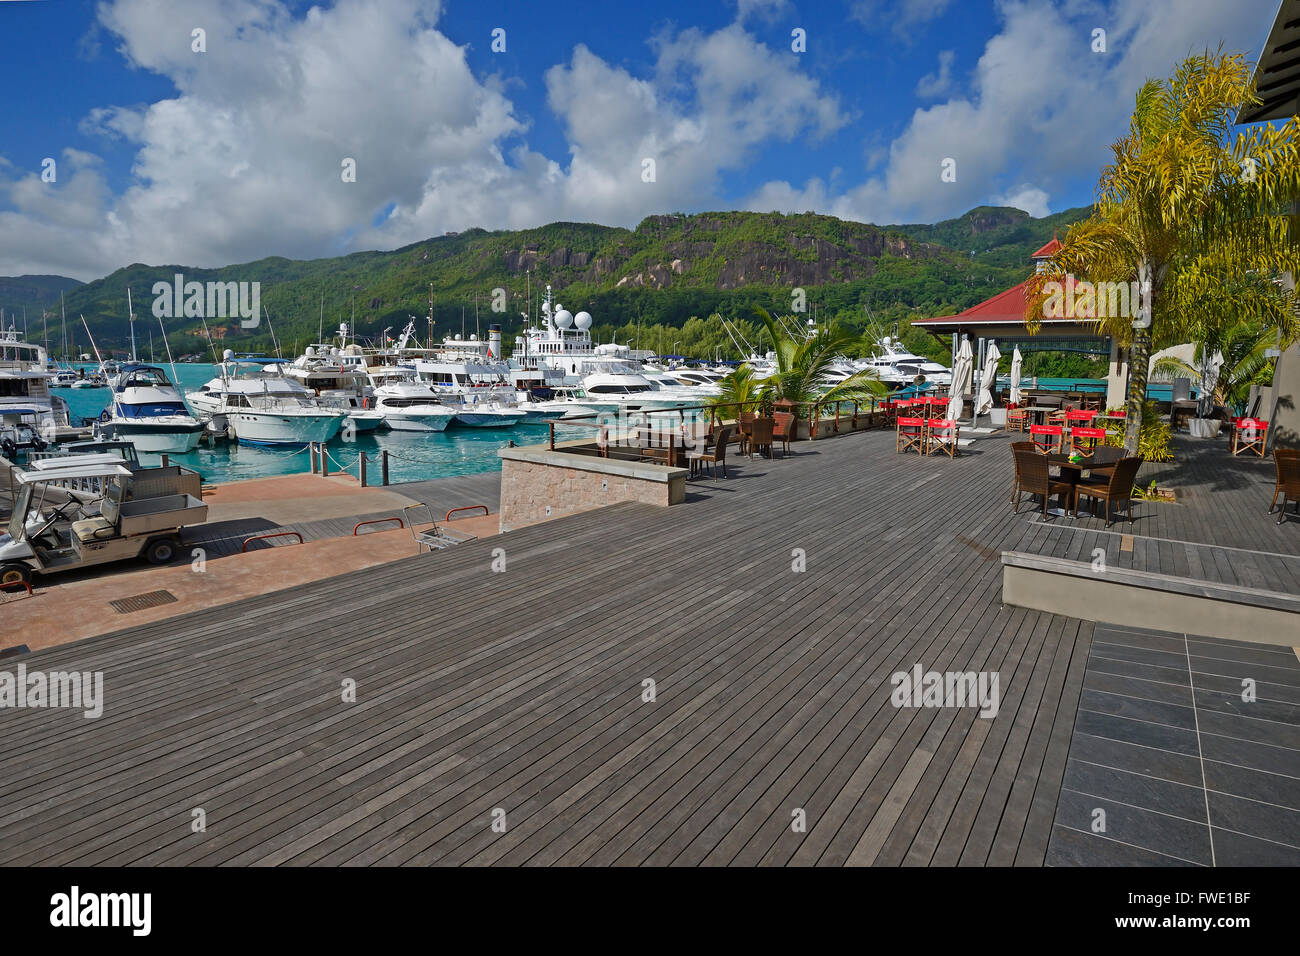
left=58, top=364, right=584, bottom=485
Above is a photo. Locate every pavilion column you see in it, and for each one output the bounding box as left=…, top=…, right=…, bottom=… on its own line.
left=1106, top=338, right=1127, bottom=410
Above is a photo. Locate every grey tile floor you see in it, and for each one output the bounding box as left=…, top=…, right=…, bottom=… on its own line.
left=1047, top=624, right=1300, bottom=866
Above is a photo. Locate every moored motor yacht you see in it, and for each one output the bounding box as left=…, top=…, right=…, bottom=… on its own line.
left=187, top=353, right=345, bottom=445
left=96, top=364, right=204, bottom=454
left=370, top=380, right=458, bottom=432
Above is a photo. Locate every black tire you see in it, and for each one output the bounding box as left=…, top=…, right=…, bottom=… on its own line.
left=142, top=537, right=179, bottom=566
left=0, top=563, right=32, bottom=593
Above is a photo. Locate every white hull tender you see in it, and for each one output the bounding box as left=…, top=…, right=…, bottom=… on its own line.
left=382, top=411, right=454, bottom=432
left=104, top=420, right=204, bottom=454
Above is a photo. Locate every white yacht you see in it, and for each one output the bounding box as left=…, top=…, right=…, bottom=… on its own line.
left=862, top=338, right=953, bottom=388
left=96, top=364, right=204, bottom=454
left=370, top=379, right=458, bottom=432
left=187, top=353, right=345, bottom=446
left=411, top=348, right=526, bottom=428
left=284, top=346, right=384, bottom=432
left=0, top=327, right=71, bottom=456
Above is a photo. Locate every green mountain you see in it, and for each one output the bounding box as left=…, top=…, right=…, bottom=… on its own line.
left=0, top=275, right=85, bottom=329
left=0, top=205, right=1091, bottom=359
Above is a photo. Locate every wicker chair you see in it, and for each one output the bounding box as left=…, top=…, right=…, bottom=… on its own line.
left=737, top=411, right=755, bottom=456
left=772, top=412, right=795, bottom=457
left=1074, top=456, right=1145, bottom=526
left=1006, top=407, right=1030, bottom=432
left=749, top=417, right=775, bottom=458
left=1012, top=447, right=1075, bottom=517
left=1269, top=448, right=1300, bottom=524
left=1009, top=441, right=1036, bottom=504
left=688, top=424, right=732, bottom=480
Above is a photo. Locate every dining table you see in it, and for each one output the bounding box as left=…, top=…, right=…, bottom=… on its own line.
left=1044, top=452, right=1115, bottom=516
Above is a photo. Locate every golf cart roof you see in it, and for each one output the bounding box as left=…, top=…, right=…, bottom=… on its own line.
left=18, top=459, right=133, bottom=484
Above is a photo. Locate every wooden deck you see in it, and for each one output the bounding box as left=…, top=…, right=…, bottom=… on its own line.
left=0, top=428, right=1292, bottom=865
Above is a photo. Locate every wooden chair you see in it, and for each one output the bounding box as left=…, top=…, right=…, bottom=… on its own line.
left=925, top=418, right=960, bottom=458
left=896, top=416, right=926, bottom=454
left=1082, top=394, right=1103, bottom=412
left=1030, top=424, right=1064, bottom=454
left=749, top=417, right=775, bottom=458
left=1012, top=447, right=1075, bottom=518
left=688, top=424, right=732, bottom=480
left=772, top=412, right=795, bottom=457
left=1006, top=407, right=1029, bottom=432
left=1074, top=455, right=1145, bottom=526
left=1231, top=418, right=1269, bottom=457
left=1269, top=448, right=1300, bottom=524
left=1069, top=426, right=1107, bottom=458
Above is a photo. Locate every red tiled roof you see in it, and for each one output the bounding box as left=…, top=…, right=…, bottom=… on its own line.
left=1030, top=237, right=1061, bottom=258
left=912, top=278, right=1033, bottom=326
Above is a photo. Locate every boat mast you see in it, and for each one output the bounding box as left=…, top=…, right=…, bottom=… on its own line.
left=127, top=288, right=138, bottom=362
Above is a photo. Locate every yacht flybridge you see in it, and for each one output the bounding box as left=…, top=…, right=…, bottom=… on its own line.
left=187, top=352, right=345, bottom=446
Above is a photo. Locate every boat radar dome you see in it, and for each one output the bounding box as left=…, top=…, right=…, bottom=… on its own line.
left=222, top=348, right=235, bottom=362
left=555, top=309, right=573, bottom=329
left=304, top=346, right=316, bottom=358
left=574, top=311, right=592, bottom=330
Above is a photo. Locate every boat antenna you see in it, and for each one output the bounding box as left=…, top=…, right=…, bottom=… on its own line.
left=427, top=283, right=434, bottom=349
left=318, top=290, right=324, bottom=344
left=60, top=292, right=67, bottom=363
left=475, top=291, right=480, bottom=340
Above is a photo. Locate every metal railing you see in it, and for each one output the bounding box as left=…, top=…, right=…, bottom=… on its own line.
left=241, top=530, right=305, bottom=552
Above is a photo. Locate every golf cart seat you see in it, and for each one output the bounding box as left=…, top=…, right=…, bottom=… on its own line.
left=72, top=516, right=117, bottom=542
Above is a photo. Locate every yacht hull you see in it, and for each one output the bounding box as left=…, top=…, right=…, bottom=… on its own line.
left=229, top=412, right=343, bottom=445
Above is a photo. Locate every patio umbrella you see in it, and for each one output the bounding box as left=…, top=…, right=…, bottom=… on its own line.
left=947, top=337, right=973, bottom=421
left=976, top=341, right=1001, bottom=416
left=1009, top=346, right=1023, bottom=406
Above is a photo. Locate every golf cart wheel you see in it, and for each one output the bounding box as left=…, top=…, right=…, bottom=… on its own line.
left=0, top=563, right=32, bottom=593
left=143, top=537, right=180, bottom=566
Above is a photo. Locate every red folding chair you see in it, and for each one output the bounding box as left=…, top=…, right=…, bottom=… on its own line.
left=896, top=416, right=926, bottom=454
left=1030, top=424, right=1064, bottom=454
left=925, top=418, right=960, bottom=458
left=1066, top=409, right=1097, bottom=428
left=1069, top=426, right=1106, bottom=457
left=1231, top=418, right=1269, bottom=457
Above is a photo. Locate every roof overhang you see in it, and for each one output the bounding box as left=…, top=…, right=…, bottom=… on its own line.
left=1239, top=0, right=1300, bottom=124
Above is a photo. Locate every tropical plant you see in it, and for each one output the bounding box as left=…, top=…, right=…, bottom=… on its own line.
left=1152, top=311, right=1283, bottom=414
left=751, top=308, right=888, bottom=415
left=1103, top=401, right=1174, bottom=462
left=709, top=362, right=766, bottom=414
left=1025, top=50, right=1300, bottom=455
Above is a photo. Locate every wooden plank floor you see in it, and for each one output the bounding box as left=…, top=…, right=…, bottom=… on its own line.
left=0, top=428, right=1288, bottom=865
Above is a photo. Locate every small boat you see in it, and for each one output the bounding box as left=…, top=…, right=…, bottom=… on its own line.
left=187, top=353, right=345, bottom=446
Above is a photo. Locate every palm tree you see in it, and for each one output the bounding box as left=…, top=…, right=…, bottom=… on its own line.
left=1025, top=50, right=1300, bottom=454
left=709, top=361, right=765, bottom=414
left=1153, top=313, right=1283, bottom=413
left=752, top=307, right=887, bottom=410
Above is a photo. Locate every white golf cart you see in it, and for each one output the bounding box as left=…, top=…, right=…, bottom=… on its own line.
left=0, top=455, right=208, bottom=590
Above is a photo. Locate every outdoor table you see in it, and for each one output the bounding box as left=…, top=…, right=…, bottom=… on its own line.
left=1022, top=405, right=1057, bottom=425
left=1045, top=453, right=1113, bottom=516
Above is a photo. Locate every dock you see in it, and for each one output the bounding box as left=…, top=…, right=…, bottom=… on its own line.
left=0, top=427, right=1296, bottom=865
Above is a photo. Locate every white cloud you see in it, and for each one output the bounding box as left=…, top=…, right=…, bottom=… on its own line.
left=0, top=0, right=844, bottom=279
left=916, top=49, right=955, bottom=98
left=993, top=184, right=1051, bottom=218
left=751, top=0, right=1277, bottom=224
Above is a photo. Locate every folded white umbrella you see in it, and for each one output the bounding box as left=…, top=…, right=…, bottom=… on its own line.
left=976, top=342, right=1001, bottom=416
left=947, top=338, right=973, bottom=421
left=1009, top=346, right=1023, bottom=406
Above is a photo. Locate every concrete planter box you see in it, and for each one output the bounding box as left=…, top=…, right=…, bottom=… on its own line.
left=1188, top=418, right=1222, bottom=439
left=988, top=408, right=1007, bottom=427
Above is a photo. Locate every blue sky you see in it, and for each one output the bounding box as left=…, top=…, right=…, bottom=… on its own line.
left=0, top=0, right=1280, bottom=279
